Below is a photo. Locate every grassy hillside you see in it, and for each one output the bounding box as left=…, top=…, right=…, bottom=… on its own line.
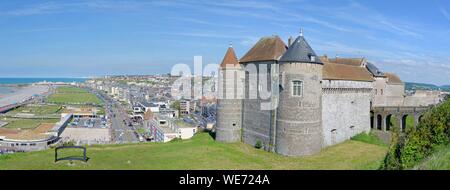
left=415, top=144, right=450, bottom=170
left=0, top=133, right=387, bottom=170
left=405, top=82, right=450, bottom=92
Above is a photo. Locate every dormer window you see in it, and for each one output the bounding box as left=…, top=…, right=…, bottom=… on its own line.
left=308, top=53, right=316, bottom=62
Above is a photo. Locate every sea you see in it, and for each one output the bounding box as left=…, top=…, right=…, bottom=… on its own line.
left=0, top=78, right=88, bottom=96
left=0, top=78, right=88, bottom=85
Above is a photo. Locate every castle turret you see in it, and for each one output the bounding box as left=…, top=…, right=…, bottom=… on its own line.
left=215, top=45, right=244, bottom=142
left=276, top=33, right=324, bottom=156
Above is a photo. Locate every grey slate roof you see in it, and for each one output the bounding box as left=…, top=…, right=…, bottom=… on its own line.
left=366, top=62, right=385, bottom=77
left=279, top=35, right=322, bottom=64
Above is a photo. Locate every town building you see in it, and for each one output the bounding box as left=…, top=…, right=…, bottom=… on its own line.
left=144, top=110, right=198, bottom=143
left=180, top=99, right=191, bottom=115
left=0, top=114, right=72, bottom=152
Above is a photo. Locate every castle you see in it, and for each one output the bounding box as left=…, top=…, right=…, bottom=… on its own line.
left=215, top=32, right=408, bottom=156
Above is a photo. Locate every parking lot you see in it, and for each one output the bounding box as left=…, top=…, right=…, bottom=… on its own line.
left=69, top=117, right=107, bottom=128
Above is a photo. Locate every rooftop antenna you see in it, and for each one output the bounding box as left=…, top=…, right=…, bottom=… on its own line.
left=300, top=28, right=304, bottom=37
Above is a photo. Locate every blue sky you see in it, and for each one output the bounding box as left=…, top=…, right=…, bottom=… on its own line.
left=0, top=0, right=449, bottom=85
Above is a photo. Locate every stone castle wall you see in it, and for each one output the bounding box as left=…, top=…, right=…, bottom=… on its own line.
left=385, top=83, right=404, bottom=106
left=321, top=80, right=372, bottom=147
left=241, top=61, right=277, bottom=150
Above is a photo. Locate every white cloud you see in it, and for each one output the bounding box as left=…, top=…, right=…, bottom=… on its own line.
left=3, top=2, right=62, bottom=16
left=441, top=8, right=450, bottom=21
left=300, top=1, right=422, bottom=38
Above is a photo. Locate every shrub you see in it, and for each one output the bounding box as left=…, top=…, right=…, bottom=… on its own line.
left=255, top=140, right=263, bottom=149
left=0, top=154, right=11, bottom=160
left=382, top=99, right=450, bottom=169
left=62, top=140, right=76, bottom=147
left=382, top=132, right=401, bottom=170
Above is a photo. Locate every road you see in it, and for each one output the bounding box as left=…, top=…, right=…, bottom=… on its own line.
left=93, top=89, right=138, bottom=144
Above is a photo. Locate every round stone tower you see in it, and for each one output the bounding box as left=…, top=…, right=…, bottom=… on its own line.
left=215, top=45, right=244, bottom=143
left=275, top=33, right=324, bottom=156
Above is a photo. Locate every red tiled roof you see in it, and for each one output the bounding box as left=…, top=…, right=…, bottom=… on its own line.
left=384, top=72, right=403, bottom=84
left=239, top=36, right=287, bottom=63
left=220, top=47, right=239, bottom=68
left=322, top=58, right=374, bottom=82
left=328, top=57, right=365, bottom=67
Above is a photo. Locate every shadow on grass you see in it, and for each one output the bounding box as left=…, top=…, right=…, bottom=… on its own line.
left=55, top=156, right=90, bottom=163
left=208, top=131, right=216, bottom=140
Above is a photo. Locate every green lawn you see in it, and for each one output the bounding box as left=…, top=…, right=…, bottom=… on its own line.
left=351, top=132, right=387, bottom=147
left=47, top=93, right=102, bottom=105
left=47, top=86, right=102, bottom=105
left=56, top=86, right=89, bottom=93
left=0, top=133, right=387, bottom=170
left=9, top=105, right=62, bottom=115
left=1, top=118, right=59, bottom=129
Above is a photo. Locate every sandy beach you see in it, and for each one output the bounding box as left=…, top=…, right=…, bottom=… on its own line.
left=0, top=85, right=49, bottom=107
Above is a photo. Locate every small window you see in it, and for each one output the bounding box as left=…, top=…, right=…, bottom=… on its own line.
left=232, top=123, right=236, bottom=127
left=381, top=89, right=384, bottom=95
left=292, top=80, right=303, bottom=97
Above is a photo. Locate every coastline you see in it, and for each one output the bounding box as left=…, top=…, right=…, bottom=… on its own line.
left=0, top=78, right=88, bottom=85
left=0, top=85, right=50, bottom=108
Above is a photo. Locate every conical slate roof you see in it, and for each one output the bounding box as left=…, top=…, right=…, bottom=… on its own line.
left=366, top=62, right=385, bottom=77
left=239, top=35, right=287, bottom=63
left=279, top=35, right=322, bottom=64
left=220, top=46, right=239, bottom=68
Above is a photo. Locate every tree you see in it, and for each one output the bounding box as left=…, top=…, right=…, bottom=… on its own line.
left=170, top=100, right=181, bottom=116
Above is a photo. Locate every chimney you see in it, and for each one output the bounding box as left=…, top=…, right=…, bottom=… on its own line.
left=288, top=36, right=293, bottom=47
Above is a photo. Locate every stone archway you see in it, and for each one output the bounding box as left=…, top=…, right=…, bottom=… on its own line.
left=401, top=114, right=414, bottom=132
left=372, top=106, right=430, bottom=133
left=370, top=111, right=374, bottom=129
left=385, top=114, right=393, bottom=131
left=418, top=115, right=424, bottom=122
left=377, top=114, right=382, bottom=130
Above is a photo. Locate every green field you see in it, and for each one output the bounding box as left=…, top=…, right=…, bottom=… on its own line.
left=0, top=133, right=387, bottom=170
left=56, top=86, right=89, bottom=93
left=1, top=118, right=59, bottom=129
left=8, top=105, right=62, bottom=115
left=47, top=86, right=102, bottom=105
